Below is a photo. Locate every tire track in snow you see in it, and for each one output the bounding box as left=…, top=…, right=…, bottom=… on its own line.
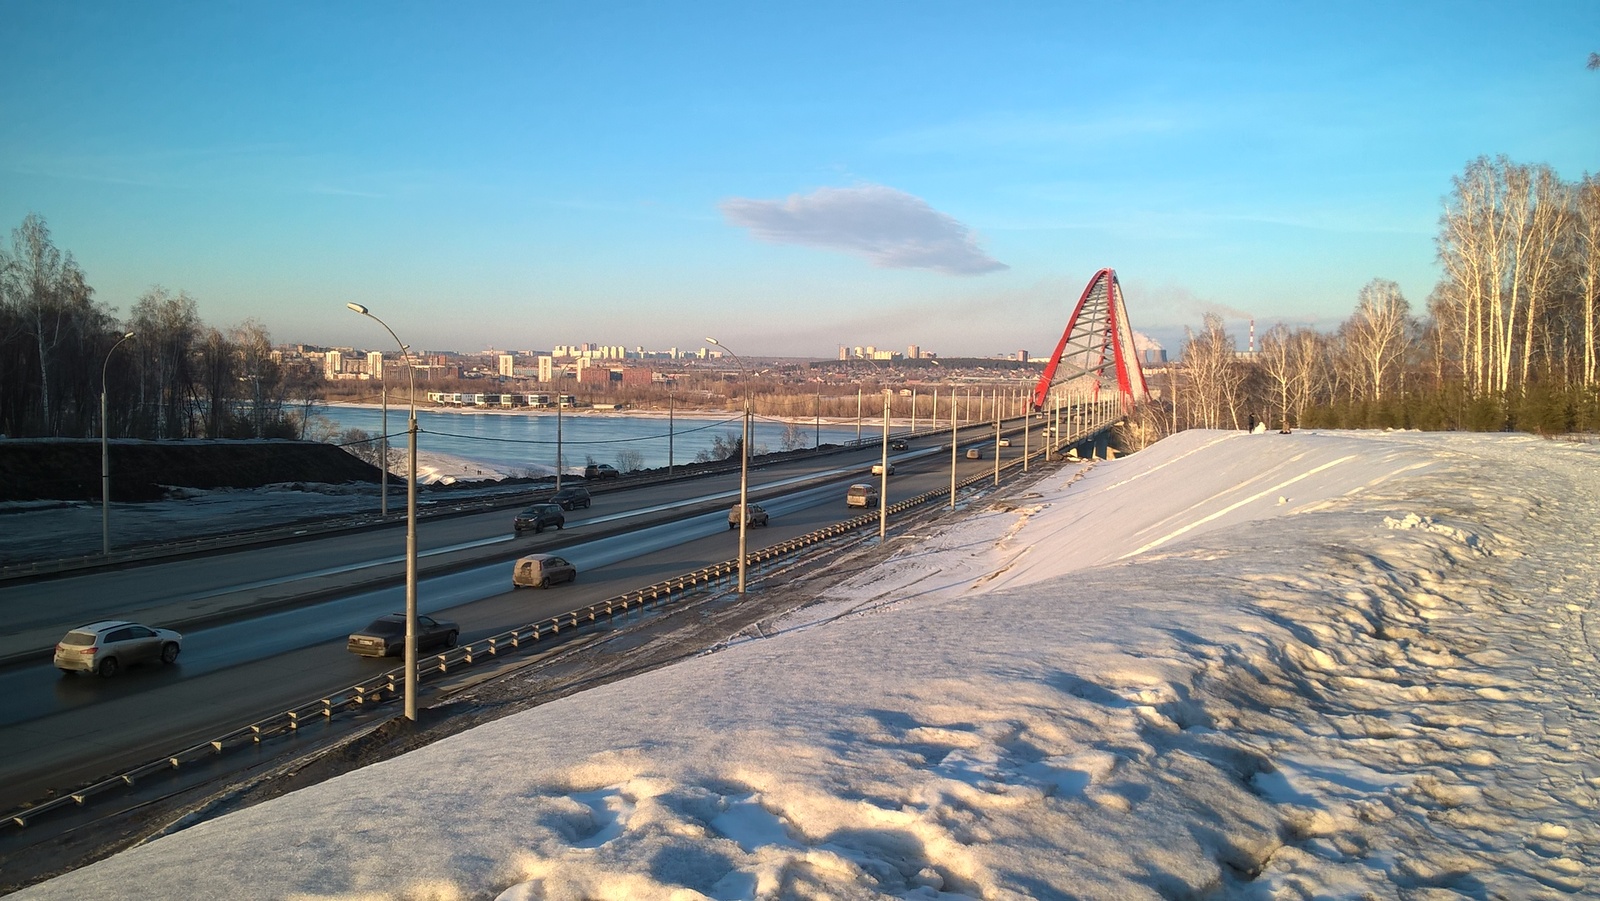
left=1118, top=455, right=1357, bottom=560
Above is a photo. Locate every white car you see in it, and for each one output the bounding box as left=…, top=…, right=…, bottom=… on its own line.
left=54, top=620, right=183, bottom=677
left=871, top=462, right=895, bottom=475
left=998, top=437, right=1012, bottom=447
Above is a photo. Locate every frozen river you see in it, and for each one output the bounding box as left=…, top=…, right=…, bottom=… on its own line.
left=319, top=404, right=872, bottom=477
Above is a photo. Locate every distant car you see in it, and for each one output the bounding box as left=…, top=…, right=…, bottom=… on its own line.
left=729, top=503, right=769, bottom=529
left=54, top=620, right=182, bottom=677
left=846, top=483, right=879, bottom=508
left=550, top=486, right=592, bottom=510
left=513, top=553, right=578, bottom=588
left=998, top=437, right=1011, bottom=447
left=871, top=462, right=896, bottom=475
left=347, top=614, right=459, bottom=658
left=584, top=463, right=620, bottom=480
left=966, top=447, right=984, bottom=459
left=889, top=439, right=908, bottom=451
left=513, top=503, right=566, bottom=534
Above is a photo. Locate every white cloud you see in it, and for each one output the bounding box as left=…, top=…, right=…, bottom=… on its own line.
left=720, top=184, right=1008, bottom=276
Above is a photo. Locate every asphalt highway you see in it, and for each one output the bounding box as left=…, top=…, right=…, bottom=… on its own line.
left=0, top=428, right=1039, bottom=813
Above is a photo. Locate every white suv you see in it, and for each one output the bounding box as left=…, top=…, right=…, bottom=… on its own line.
left=54, top=620, right=183, bottom=678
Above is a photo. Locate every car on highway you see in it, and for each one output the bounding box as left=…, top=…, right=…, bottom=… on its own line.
left=889, top=439, right=908, bottom=451
left=549, top=486, right=592, bottom=510
left=846, top=483, right=879, bottom=508
left=966, top=447, right=984, bottom=459
left=513, top=503, right=566, bottom=534
left=871, top=461, right=896, bottom=475
left=54, top=620, right=183, bottom=677
left=729, top=503, right=769, bottom=529
left=584, top=463, right=621, bottom=480
left=513, top=553, right=579, bottom=588
left=346, top=613, right=459, bottom=657
left=998, top=437, right=1011, bottom=447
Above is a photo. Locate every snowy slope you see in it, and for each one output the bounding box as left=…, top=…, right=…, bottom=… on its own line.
left=14, top=429, right=1600, bottom=900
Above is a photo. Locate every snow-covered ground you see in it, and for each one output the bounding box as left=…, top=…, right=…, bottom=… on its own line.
left=15, top=429, right=1600, bottom=900
left=0, top=448, right=533, bottom=565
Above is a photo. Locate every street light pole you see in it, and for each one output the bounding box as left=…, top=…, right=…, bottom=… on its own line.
left=380, top=384, right=389, bottom=518
left=993, top=398, right=1001, bottom=485
left=101, top=331, right=136, bottom=556
left=347, top=303, right=420, bottom=722
left=950, top=390, right=959, bottom=509
left=707, top=338, right=750, bottom=594
left=880, top=388, right=890, bottom=541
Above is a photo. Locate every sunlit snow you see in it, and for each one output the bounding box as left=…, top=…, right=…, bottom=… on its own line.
left=15, top=429, right=1600, bottom=900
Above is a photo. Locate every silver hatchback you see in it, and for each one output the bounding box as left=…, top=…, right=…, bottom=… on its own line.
left=54, top=620, right=183, bottom=678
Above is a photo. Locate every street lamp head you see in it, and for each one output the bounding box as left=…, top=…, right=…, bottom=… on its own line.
left=705, top=337, right=720, bottom=346
left=346, top=302, right=370, bottom=315
left=122, top=331, right=135, bottom=340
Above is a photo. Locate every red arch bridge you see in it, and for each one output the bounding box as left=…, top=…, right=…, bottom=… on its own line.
left=1029, top=267, right=1151, bottom=448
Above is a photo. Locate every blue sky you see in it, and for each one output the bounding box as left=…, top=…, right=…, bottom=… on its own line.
left=2, top=2, right=1595, bottom=359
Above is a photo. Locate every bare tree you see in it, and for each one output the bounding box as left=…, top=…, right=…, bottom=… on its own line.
left=129, top=286, right=201, bottom=438
left=232, top=319, right=284, bottom=436
left=615, top=448, right=644, bottom=472
left=1178, top=313, right=1244, bottom=429
left=1341, top=279, right=1414, bottom=402
left=0, top=214, right=107, bottom=435
left=1577, top=175, right=1600, bottom=387
left=194, top=327, right=236, bottom=437
left=336, top=428, right=385, bottom=468
left=779, top=420, right=808, bottom=451
left=1257, top=323, right=1328, bottom=429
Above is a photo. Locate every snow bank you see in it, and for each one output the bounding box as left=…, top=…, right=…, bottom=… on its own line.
left=16, top=430, right=1600, bottom=900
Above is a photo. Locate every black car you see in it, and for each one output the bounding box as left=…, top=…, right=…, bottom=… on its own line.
left=584, top=463, right=621, bottom=480
left=346, top=613, right=459, bottom=658
left=513, top=503, right=566, bottom=534
left=550, top=486, right=592, bottom=510
left=889, top=439, right=908, bottom=451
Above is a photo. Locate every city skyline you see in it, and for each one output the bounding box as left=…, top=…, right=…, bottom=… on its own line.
left=3, top=3, right=1594, bottom=359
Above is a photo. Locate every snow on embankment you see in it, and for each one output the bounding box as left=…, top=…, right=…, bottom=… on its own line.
left=16, top=430, right=1600, bottom=900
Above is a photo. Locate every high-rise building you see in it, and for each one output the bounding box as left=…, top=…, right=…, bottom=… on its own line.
left=538, top=355, right=554, bottom=383
left=498, top=354, right=515, bottom=377
left=367, top=351, right=384, bottom=379
left=324, top=351, right=343, bottom=379
left=907, top=344, right=920, bottom=360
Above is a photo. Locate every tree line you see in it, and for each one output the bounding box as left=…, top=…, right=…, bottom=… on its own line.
left=0, top=214, right=320, bottom=440
left=1161, top=156, right=1600, bottom=437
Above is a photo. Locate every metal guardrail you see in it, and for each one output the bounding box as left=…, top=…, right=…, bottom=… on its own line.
left=3, top=415, right=1121, bottom=830
left=1, top=459, right=1019, bottom=830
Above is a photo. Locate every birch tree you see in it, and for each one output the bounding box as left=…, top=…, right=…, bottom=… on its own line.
left=1178, top=313, right=1243, bottom=429
left=1341, top=279, right=1414, bottom=402
left=0, top=214, right=106, bottom=434
left=1575, top=175, right=1600, bottom=387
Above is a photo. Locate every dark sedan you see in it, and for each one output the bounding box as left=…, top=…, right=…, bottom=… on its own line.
left=513, top=503, right=566, bottom=534
left=346, top=614, right=460, bottom=658
left=550, top=486, right=592, bottom=510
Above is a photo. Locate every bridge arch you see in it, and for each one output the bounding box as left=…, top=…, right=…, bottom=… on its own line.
left=1030, top=268, right=1150, bottom=413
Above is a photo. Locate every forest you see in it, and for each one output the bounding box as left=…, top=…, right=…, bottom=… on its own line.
left=1159, top=155, right=1600, bottom=437
left=0, top=214, right=319, bottom=440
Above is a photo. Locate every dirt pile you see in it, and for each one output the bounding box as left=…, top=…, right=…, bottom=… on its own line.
left=0, top=438, right=383, bottom=502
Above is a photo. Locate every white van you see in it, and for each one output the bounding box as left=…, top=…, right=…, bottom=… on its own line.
left=845, top=483, right=879, bottom=508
